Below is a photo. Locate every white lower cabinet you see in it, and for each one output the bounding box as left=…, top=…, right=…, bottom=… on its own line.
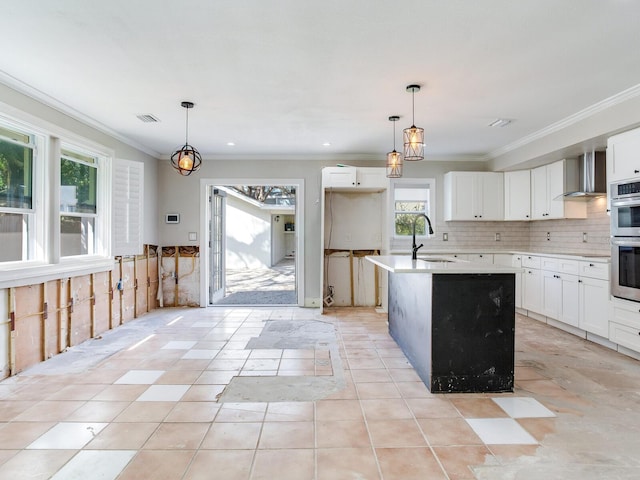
left=521, top=256, right=610, bottom=339
left=523, top=267, right=543, bottom=313
left=610, top=300, right=640, bottom=352
left=578, top=276, right=610, bottom=337
left=560, top=274, right=580, bottom=328
left=542, top=270, right=562, bottom=319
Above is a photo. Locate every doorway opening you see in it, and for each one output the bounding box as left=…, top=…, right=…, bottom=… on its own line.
left=204, top=183, right=301, bottom=306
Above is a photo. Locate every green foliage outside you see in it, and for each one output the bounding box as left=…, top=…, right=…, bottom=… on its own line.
left=395, top=201, right=427, bottom=236
left=0, top=139, right=32, bottom=209
left=61, top=159, right=97, bottom=213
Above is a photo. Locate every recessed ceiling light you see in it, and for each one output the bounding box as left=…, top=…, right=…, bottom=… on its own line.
left=488, top=118, right=512, bottom=128
left=322, top=142, right=331, bottom=147
left=227, top=142, right=235, bottom=146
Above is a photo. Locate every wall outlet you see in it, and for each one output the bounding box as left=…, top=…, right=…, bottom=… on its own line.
left=582, top=232, right=588, bottom=243
left=443, top=233, right=448, bottom=241
left=547, top=232, right=551, bottom=241
left=495, top=233, right=501, bottom=242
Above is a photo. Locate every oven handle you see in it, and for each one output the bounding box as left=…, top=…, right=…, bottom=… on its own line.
left=611, top=198, right=640, bottom=207
left=612, top=238, right=640, bottom=247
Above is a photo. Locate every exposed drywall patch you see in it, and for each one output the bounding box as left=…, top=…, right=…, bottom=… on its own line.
left=218, top=319, right=345, bottom=403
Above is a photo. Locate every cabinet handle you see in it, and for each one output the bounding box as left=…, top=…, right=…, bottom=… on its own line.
left=635, top=170, right=639, bottom=174
left=589, top=263, right=595, bottom=267
left=578, top=279, right=582, bottom=283
left=526, top=215, right=529, bottom=218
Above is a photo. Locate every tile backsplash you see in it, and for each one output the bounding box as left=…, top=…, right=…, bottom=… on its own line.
left=420, top=197, right=610, bottom=254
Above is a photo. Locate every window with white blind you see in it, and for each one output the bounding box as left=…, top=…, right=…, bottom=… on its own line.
left=112, top=159, right=144, bottom=256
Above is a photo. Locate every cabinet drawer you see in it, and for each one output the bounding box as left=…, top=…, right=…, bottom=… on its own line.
left=611, top=302, right=640, bottom=329
left=522, top=255, right=541, bottom=269
left=579, top=261, right=610, bottom=280
left=540, top=258, right=559, bottom=271
left=468, top=253, right=493, bottom=264
left=558, top=259, right=580, bottom=275
left=610, top=321, right=640, bottom=353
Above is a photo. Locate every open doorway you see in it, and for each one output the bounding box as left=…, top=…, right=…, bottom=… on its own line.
left=207, top=184, right=299, bottom=306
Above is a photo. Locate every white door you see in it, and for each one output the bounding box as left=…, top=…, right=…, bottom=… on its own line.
left=209, top=188, right=226, bottom=303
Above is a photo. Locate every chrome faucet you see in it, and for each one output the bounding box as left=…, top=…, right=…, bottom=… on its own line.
left=412, top=213, right=434, bottom=260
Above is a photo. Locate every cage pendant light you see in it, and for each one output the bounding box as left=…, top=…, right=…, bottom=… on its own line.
left=403, top=85, right=425, bottom=161
left=170, top=101, right=202, bottom=176
left=386, top=116, right=403, bottom=178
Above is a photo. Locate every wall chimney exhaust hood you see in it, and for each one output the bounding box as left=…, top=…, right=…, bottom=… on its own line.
left=561, top=150, right=606, bottom=198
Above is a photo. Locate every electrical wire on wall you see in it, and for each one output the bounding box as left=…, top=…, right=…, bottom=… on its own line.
left=323, top=188, right=335, bottom=307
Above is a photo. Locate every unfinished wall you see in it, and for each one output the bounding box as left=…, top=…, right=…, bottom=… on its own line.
left=0, top=245, right=159, bottom=377
left=160, top=246, right=200, bottom=307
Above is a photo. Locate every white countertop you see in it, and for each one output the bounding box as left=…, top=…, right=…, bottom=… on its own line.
left=366, top=255, right=523, bottom=274
left=389, top=250, right=611, bottom=263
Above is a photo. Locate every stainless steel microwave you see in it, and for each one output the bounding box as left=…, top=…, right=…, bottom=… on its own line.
left=611, top=180, right=640, bottom=237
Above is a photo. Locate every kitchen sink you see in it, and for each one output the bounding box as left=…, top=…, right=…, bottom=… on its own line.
left=416, top=257, right=455, bottom=263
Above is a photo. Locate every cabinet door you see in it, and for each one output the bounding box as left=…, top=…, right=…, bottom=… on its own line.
left=523, top=268, right=543, bottom=314
left=322, top=167, right=357, bottom=188
left=530, top=165, right=548, bottom=219
left=357, top=168, right=387, bottom=189
left=542, top=271, right=562, bottom=319
left=512, top=255, right=523, bottom=309
left=560, top=274, right=580, bottom=327
left=504, top=170, right=531, bottom=221
left=444, top=172, right=477, bottom=220
left=579, top=277, right=610, bottom=337
left=479, top=173, right=504, bottom=220
left=546, top=161, right=566, bottom=219
left=608, top=128, right=640, bottom=183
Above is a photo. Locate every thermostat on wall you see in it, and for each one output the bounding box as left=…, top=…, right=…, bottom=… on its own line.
left=165, top=213, right=180, bottom=224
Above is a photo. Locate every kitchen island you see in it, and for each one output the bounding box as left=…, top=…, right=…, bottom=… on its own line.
left=366, top=255, right=521, bottom=393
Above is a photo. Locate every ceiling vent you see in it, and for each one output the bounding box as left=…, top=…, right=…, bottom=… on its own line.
left=136, top=114, right=160, bottom=123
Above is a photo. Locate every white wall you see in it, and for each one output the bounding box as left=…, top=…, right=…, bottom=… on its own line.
left=271, top=215, right=286, bottom=265
left=0, top=83, right=160, bottom=249
left=225, top=195, right=272, bottom=269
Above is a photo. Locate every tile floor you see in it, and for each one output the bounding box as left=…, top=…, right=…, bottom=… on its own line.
left=0, top=306, right=639, bottom=479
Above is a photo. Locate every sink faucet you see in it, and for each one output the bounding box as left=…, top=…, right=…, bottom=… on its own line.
left=412, top=213, right=434, bottom=260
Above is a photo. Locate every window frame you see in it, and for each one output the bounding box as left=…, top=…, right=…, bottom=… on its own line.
left=0, top=111, right=113, bottom=287
left=389, top=178, right=436, bottom=252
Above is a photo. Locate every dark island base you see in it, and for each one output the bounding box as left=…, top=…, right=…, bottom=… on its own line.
left=388, top=272, right=515, bottom=393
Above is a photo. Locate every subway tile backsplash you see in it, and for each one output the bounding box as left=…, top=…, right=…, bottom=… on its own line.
left=421, top=197, right=610, bottom=254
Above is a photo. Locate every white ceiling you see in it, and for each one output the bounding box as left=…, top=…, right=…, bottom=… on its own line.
left=1, top=0, right=639, bottom=161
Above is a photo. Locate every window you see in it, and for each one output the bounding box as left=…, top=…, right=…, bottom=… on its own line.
left=0, top=125, right=36, bottom=262
left=60, top=148, right=99, bottom=257
left=391, top=179, right=435, bottom=249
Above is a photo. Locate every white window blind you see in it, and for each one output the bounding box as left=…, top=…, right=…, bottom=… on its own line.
left=113, top=159, right=144, bottom=256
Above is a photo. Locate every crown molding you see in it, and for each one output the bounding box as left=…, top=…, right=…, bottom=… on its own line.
left=489, top=83, right=640, bottom=159
left=0, top=70, right=161, bottom=158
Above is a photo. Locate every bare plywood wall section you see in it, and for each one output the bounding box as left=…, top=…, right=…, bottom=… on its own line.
left=3, top=244, right=160, bottom=378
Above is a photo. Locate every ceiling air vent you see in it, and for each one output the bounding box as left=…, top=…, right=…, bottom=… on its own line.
left=136, top=114, right=160, bottom=123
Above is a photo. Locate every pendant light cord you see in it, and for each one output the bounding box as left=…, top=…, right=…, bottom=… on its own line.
left=411, top=89, right=415, bottom=127
left=185, top=107, right=189, bottom=145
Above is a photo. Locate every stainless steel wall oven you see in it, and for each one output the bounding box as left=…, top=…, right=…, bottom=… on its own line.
left=611, top=180, right=640, bottom=302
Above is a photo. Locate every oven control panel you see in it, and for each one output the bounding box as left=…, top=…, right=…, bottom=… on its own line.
left=616, top=181, right=640, bottom=196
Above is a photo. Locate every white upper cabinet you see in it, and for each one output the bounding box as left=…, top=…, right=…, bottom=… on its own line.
left=322, top=167, right=386, bottom=191
left=504, top=170, right=531, bottom=221
left=444, top=172, right=504, bottom=221
left=607, top=127, right=640, bottom=183
left=530, top=160, right=586, bottom=220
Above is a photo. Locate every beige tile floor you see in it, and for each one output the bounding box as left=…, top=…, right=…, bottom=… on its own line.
left=0, top=306, right=639, bottom=479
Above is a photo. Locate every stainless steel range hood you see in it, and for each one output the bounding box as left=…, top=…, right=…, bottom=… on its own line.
left=562, top=150, right=606, bottom=198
